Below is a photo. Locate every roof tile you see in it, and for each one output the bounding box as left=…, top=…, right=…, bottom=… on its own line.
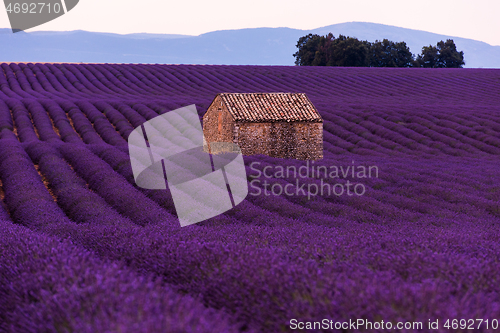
left=216, top=93, right=322, bottom=123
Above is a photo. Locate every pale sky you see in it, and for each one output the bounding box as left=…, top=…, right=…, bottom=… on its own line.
left=1, top=0, right=499, bottom=46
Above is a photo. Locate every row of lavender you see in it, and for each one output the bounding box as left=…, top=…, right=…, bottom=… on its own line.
left=3, top=122, right=499, bottom=232
left=1, top=63, right=500, bottom=331
left=1, top=65, right=500, bottom=225
left=1, top=137, right=500, bottom=332
left=2, top=95, right=500, bottom=157
left=2, top=63, right=499, bottom=104
left=0, top=196, right=243, bottom=333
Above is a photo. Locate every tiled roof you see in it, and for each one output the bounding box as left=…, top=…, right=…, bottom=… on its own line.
left=218, top=93, right=322, bottom=123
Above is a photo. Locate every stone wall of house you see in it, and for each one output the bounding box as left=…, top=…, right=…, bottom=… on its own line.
left=202, top=96, right=236, bottom=153
left=236, top=122, right=323, bottom=160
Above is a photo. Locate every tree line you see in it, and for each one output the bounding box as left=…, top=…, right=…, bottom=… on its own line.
left=293, top=33, right=465, bottom=68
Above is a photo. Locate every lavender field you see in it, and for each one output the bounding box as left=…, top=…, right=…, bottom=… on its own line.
left=1, top=63, right=500, bottom=332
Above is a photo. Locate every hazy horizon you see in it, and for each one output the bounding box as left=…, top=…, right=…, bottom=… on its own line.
left=1, top=0, right=499, bottom=46
left=8, top=21, right=496, bottom=45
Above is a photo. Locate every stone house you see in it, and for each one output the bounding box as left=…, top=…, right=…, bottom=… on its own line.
left=203, top=93, right=323, bottom=160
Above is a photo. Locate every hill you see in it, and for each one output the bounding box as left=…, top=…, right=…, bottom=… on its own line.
left=1, top=22, right=499, bottom=67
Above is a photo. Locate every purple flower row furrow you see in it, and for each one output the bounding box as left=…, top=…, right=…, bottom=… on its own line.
left=74, top=100, right=127, bottom=146
left=57, top=99, right=105, bottom=144
left=88, top=144, right=178, bottom=216
left=58, top=143, right=175, bottom=226
left=0, top=139, right=71, bottom=228
left=38, top=99, right=84, bottom=144
left=3, top=98, right=38, bottom=142
left=87, top=144, right=311, bottom=227
left=0, top=99, right=13, bottom=133
left=2, top=139, right=500, bottom=331
left=59, top=63, right=107, bottom=96
left=0, top=216, right=244, bottom=333
left=23, top=63, right=66, bottom=98
left=128, top=102, right=161, bottom=120
left=91, top=100, right=135, bottom=138
left=0, top=65, right=499, bottom=161
left=6, top=63, right=48, bottom=99
left=33, top=64, right=83, bottom=98
left=86, top=64, right=146, bottom=96
left=1, top=63, right=500, bottom=332
left=109, top=101, right=148, bottom=128
left=106, top=64, right=160, bottom=96
left=4, top=190, right=500, bottom=333
left=89, top=142, right=311, bottom=229
left=44, top=64, right=89, bottom=97
left=0, top=63, right=33, bottom=99
left=91, top=141, right=500, bottom=226
left=5, top=143, right=500, bottom=331
left=24, top=141, right=138, bottom=226
left=22, top=99, right=61, bottom=142
left=0, top=64, right=497, bottom=105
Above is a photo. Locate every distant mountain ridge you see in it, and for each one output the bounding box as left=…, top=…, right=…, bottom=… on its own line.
left=1, top=22, right=499, bottom=68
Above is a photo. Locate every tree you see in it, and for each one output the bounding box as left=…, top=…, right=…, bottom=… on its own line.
left=369, top=39, right=414, bottom=67
left=311, top=33, right=336, bottom=66
left=415, top=45, right=439, bottom=68
left=416, top=39, right=465, bottom=68
left=293, top=34, right=370, bottom=67
left=293, top=34, right=467, bottom=68
left=436, top=39, right=465, bottom=68
left=294, top=34, right=414, bottom=67
left=327, top=35, right=370, bottom=67
left=293, top=34, right=322, bottom=66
